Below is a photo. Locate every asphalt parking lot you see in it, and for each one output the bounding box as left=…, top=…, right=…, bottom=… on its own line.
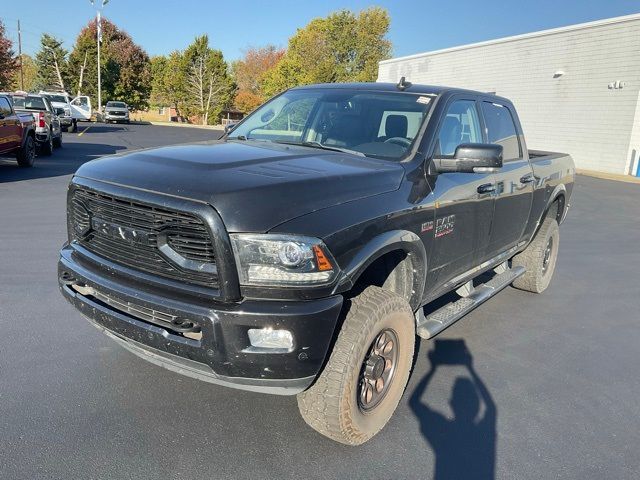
left=1, top=124, right=639, bottom=480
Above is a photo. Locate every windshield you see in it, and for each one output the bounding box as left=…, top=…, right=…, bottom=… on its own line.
left=47, top=95, right=68, bottom=103
left=107, top=102, right=126, bottom=108
left=228, top=88, right=435, bottom=159
left=12, top=96, right=47, bottom=111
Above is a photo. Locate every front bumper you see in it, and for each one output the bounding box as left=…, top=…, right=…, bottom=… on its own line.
left=104, top=113, right=129, bottom=121
left=59, top=117, right=73, bottom=126
left=58, top=245, right=343, bottom=395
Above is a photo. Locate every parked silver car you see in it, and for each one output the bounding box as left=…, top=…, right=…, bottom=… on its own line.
left=11, top=93, right=62, bottom=155
left=104, top=101, right=130, bottom=124
left=40, top=91, right=77, bottom=133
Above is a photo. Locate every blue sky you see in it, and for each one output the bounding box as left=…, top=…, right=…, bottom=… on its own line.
left=2, top=0, right=639, bottom=61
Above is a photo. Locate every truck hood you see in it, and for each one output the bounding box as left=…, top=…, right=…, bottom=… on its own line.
left=74, top=140, right=405, bottom=232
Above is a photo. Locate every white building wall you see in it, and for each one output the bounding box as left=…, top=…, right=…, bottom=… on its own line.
left=377, top=15, right=640, bottom=175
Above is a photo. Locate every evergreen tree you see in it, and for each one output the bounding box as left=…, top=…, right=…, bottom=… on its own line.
left=35, top=34, right=69, bottom=91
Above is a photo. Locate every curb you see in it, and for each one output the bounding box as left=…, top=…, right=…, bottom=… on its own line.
left=577, top=169, right=640, bottom=185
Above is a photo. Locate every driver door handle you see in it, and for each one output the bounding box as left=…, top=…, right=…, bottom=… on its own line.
left=477, top=183, right=496, bottom=194
left=520, top=174, right=535, bottom=184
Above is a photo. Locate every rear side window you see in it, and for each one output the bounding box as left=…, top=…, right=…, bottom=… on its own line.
left=481, top=102, right=521, bottom=161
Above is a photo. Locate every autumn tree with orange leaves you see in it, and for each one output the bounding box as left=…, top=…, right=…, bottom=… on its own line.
left=232, top=45, right=284, bottom=113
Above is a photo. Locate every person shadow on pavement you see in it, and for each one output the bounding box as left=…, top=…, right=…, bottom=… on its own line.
left=410, top=339, right=497, bottom=480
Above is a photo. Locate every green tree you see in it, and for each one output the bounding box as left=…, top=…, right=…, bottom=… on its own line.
left=262, top=7, right=391, bottom=97
left=183, top=35, right=234, bottom=125
left=0, top=20, right=17, bottom=90
left=11, top=54, right=38, bottom=91
left=67, top=18, right=150, bottom=109
left=35, top=34, right=69, bottom=91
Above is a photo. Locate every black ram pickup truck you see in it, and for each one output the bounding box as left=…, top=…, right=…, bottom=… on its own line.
left=58, top=82, right=574, bottom=445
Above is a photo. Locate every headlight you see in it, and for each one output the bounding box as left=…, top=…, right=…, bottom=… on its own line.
left=230, top=234, right=339, bottom=287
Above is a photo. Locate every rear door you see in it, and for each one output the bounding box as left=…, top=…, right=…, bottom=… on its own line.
left=480, top=100, right=534, bottom=257
left=426, top=97, right=496, bottom=288
left=0, top=97, right=20, bottom=153
left=70, top=96, right=92, bottom=120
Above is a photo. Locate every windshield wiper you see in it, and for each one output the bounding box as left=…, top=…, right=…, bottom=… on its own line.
left=273, top=140, right=365, bottom=157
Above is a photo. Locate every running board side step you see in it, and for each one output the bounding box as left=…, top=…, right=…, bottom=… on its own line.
left=416, top=266, right=525, bottom=339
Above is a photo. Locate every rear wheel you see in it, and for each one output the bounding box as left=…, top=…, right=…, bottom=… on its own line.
left=16, top=136, right=36, bottom=168
left=512, top=216, right=560, bottom=293
left=297, top=286, right=415, bottom=445
left=53, top=132, right=62, bottom=148
left=39, top=132, right=53, bottom=156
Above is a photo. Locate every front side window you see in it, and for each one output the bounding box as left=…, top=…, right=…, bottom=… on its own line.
left=0, top=97, right=11, bottom=116
left=229, top=89, right=435, bottom=160
left=72, top=97, right=89, bottom=107
left=481, top=102, right=521, bottom=161
left=437, top=100, right=482, bottom=156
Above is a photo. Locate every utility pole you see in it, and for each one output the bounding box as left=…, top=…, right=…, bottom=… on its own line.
left=90, top=0, right=109, bottom=117
left=17, top=20, right=24, bottom=90
left=97, top=10, right=102, bottom=113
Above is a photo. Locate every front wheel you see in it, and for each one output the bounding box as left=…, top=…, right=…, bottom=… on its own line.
left=297, top=286, right=415, bottom=445
left=512, top=216, right=560, bottom=293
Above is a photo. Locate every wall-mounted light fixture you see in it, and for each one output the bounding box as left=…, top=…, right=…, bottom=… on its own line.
left=553, top=70, right=565, bottom=78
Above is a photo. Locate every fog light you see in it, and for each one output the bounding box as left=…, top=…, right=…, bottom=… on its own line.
left=247, top=328, right=293, bottom=352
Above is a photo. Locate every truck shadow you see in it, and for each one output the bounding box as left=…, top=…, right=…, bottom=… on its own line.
left=0, top=142, right=126, bottom=183
left=410, top=338, right=497, bottom=480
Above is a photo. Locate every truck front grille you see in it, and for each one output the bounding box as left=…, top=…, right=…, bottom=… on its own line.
left=69, top=187, right=218, bottom=288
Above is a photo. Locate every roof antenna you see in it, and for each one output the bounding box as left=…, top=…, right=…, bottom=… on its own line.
left=396, top=76, right=412, bottom=91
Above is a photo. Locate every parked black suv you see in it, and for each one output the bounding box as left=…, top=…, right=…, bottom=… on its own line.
left=58, top=82, right=574, bottom=444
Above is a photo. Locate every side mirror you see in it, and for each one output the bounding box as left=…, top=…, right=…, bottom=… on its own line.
left=432, top=143, right=503, bottom=173
left=224, top=123, right=237, bottom=135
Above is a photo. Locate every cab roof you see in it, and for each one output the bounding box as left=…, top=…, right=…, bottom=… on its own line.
left=291, top=82, right=510, bottom=104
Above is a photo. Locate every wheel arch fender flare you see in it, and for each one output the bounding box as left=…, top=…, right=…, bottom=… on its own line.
left=21, top=127, right=35, bottom=148
left=546, top=184, right=567, bottom=222
left=332, top=230, right=427, bottom=311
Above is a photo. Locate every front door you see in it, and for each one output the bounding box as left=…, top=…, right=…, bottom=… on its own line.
left=426, top=98, right=496, bottom=290
left=70, top=96, right=92, bottom=121
left=480, top=101, right=533, bottom=257
left=0, top=97, right=20, bottom=154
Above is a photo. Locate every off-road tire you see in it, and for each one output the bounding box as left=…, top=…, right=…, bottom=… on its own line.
left=512, top=216, right=559, bottom=293
left=297, top=286, right=415, bottom=445
left=16, top=136, right=36, bottom=168
left=53, top=133, right=62, bottom=148
left=40, top=132, right=53, bottom=156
